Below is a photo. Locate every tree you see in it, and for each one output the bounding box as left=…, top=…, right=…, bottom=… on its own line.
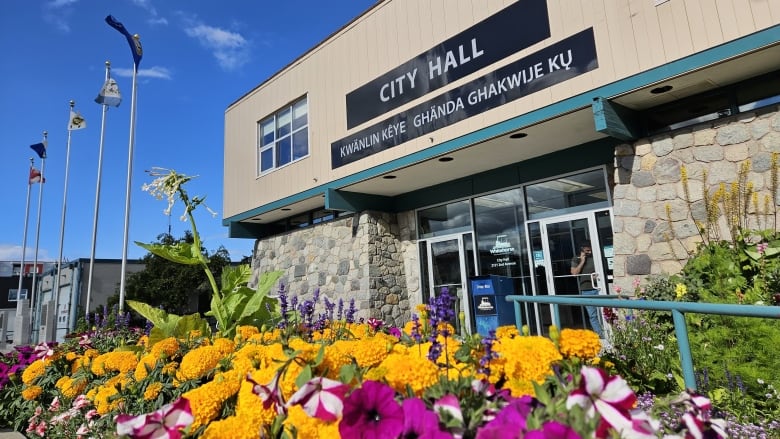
left=120, top=231, right=231, bottom=316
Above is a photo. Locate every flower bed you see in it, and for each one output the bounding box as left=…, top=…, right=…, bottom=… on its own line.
left=0, top=288, right=748, bottom=439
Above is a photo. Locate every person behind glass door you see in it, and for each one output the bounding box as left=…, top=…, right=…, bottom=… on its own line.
left=570, top=241, right=604, bottom=338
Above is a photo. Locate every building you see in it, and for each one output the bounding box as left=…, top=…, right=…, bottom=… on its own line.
left=223, top=0, right=780, bottom=335
left=0, top=261, right=54, bottom=345
left=32, top=258, right=144, bottom=343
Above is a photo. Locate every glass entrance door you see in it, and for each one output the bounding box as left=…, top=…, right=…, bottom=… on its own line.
left=527, top=210, right=613, bottom=335
left=422, top=233, right=476, bottom=335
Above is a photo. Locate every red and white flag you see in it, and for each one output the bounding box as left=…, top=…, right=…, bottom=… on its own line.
left=29, top=167, right=44, bottom=184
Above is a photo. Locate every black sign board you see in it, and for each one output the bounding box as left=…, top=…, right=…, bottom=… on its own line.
left=332, top=28, right=598, bottom=169
left=345, top=0, right=550, bottom=129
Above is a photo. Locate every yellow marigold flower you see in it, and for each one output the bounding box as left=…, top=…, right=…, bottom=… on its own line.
left=504, top=377, right=535, bottom=398
left=143, top=382, right=163, bottom=401
left=288, top=338, right=319, bottom=363
left=414, top=303, right=428, bottom=314
left=558, top=328, right=601, bottom=359
left=495, top=325, right=519, bottom=339
left=212, top=338, right=236, bottom=356
left=178, top=345, right=223, bottom=381
left=236, top=325, right=259, bottom=341
left=202, top=414, right=264, bottom=439
left=150, top=337, right=180, bottom=359
left=285, top=405, right=340, bottom=438
left=237, top=368, right=277, bottom=426
left=134, top=354, right=160, bottom=381
left=137, top=335, right=149, bottom=347
left=320, top=343, right=352, bottom=380
left=162, top=362, right=179, bottom=376
left=378, top=352, right=439, bottom=396
left=65, top=352, right=78, bottom=362
left=343, top=337, right=390, bottom=369
left=493, top=336, right=562, bottom=395
left=22, top=385, right=42, bottom=400
left=22, top=360, right=46, bottom=385
left=182, top=371, right=241, bottom=430
left=90, top=351, right=138, bottom=376
left=90, top=375, right=128, bottom=414
left=55, top=376, right=87, bottom=400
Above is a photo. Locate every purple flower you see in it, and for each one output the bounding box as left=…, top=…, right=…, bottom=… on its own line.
left=525, top=421, right=582, bottom=439
left=476, top=395, right=537, bottom=439
left=339, top=380, right=403, bottom=439
left=400, top=397, right=450, bottom=439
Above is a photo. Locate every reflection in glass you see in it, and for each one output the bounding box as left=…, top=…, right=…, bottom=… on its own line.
left=418, top=200, right=472, bottom=238
left=525, top=169, right=609, bottom=219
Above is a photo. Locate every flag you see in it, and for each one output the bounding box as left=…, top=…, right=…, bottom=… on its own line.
left=95, top=77, right=122, bottom=107
left=29, top=167, right=44, bottom=184
left=105, top=15, right=143, bottom=67
left=68, top=110, right=87, bottom=130
left=30, top=141, right=47, bottom=159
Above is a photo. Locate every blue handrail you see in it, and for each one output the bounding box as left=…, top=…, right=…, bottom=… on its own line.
left=504, top=294, right=780, bottom=390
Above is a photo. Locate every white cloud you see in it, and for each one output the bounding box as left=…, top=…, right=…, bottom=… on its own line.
left=131, top=0, right=168, bottom=26
left=113, top=66, right=172, bottom=79
left=43, top=0, right=78, bottom=32
left=0, top=244, right=51, bottom=261
left=183, top=22, right=249, bottom=71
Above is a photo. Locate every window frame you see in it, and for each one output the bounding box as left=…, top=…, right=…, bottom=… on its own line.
left=257, top=95, right=309, bottom=175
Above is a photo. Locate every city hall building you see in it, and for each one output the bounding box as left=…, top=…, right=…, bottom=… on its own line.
left=223, top=0, right=780, bottom=334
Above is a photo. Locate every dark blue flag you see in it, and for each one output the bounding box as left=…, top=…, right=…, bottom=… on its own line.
left=30, top=142, right=47, bottom=159
left=105, top=15, right=143, bottom=67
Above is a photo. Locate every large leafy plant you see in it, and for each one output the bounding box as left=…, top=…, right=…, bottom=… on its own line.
left=134, top=168, right=284, bottom=340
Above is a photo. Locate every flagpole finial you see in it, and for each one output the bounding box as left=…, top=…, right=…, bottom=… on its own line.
left=30, top=157, right=34, bottom=165
left=69, top=100, right=75, bottom=108
left=43, top=131, right=48, bottom=138
left=106, top=60, right=111, bottom=67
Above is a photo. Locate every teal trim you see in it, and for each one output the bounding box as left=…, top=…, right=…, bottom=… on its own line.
left=228, top=221, right=267, bottom=239
left=505, top=294, right=780, bottom=390
left=224, top=25, right=780, bottom=228
left=592, top=97, right=640, bottom=141
left=326, top=188, right=394, bottom=212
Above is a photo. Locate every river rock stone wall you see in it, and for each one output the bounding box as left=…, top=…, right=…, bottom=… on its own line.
left=612, top=106, right=780, bottom=293
left=249, top=210, right=419, bottom=327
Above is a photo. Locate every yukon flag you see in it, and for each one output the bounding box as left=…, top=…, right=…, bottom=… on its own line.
left=68, top=109, right=87, bottom=130
left=29, top=167, right=44, bottom=184
left=95, top=77, right=122, bottom=107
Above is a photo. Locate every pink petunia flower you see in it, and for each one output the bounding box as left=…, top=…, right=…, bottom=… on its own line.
left=401, top=397, right=451, bottom=439
left=247, top=371, right=286, bottom=415
left=566, top=367, right=654, bottom=438
left=286, top=376, right=349, bottom=422
left=339, top=380, right=403, bottom=439
left=116, top=397, right=193, bottom=439
left=434, top=394, right=464, bottom=424
left=34, top=342, right=56, bottom=360
left=72, top=394, right=90, bottom=410
left=525, top=421, right=582, bottom=439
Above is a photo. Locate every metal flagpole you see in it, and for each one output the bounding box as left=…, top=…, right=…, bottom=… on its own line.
left=85, top=61, right=112, bottom=319
left=118, top=46, right=139, bottom=313
left=30, top=132, right=48, bottom=343
left=16, top=158, right=34, bottom=309
left=52, top=102, right=77, bottom=340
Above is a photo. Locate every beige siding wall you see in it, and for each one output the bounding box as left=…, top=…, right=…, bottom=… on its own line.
left=224, top=0, right=779, bottom=218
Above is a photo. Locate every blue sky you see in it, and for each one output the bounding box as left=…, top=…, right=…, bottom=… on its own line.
left=0, top=0, right=376, bottom=263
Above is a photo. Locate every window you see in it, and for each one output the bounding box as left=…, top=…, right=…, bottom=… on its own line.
left=258, top=96, right=309, bottom=174
left=8, top=289, right=28, bottom=301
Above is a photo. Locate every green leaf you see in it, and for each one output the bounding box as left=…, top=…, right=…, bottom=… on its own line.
left=135, top=241, right=201, bottom=265
left=173, top=313, right=213, bottom=339
left=127, top=299, right=180, bottom=335
left=339, top=364, right=356, bottom=384
left=295, top=365, right=313, bottom=389
left=257, top=271, right=285, bottom=297
left=221, top=264, right=253, bottom=296
left=312, top=344, right=325, bottom=368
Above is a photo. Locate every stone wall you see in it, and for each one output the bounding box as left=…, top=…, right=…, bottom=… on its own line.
left=250, top=210, right=419, bottom=326
left=612, top=106, right=780, bottom=292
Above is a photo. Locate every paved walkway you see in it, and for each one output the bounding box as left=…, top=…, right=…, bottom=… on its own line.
left=0, top=430, right=24, bottom=438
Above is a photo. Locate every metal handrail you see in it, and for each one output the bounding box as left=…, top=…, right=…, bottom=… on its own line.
left=504, top=294, right=780, bottom=390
